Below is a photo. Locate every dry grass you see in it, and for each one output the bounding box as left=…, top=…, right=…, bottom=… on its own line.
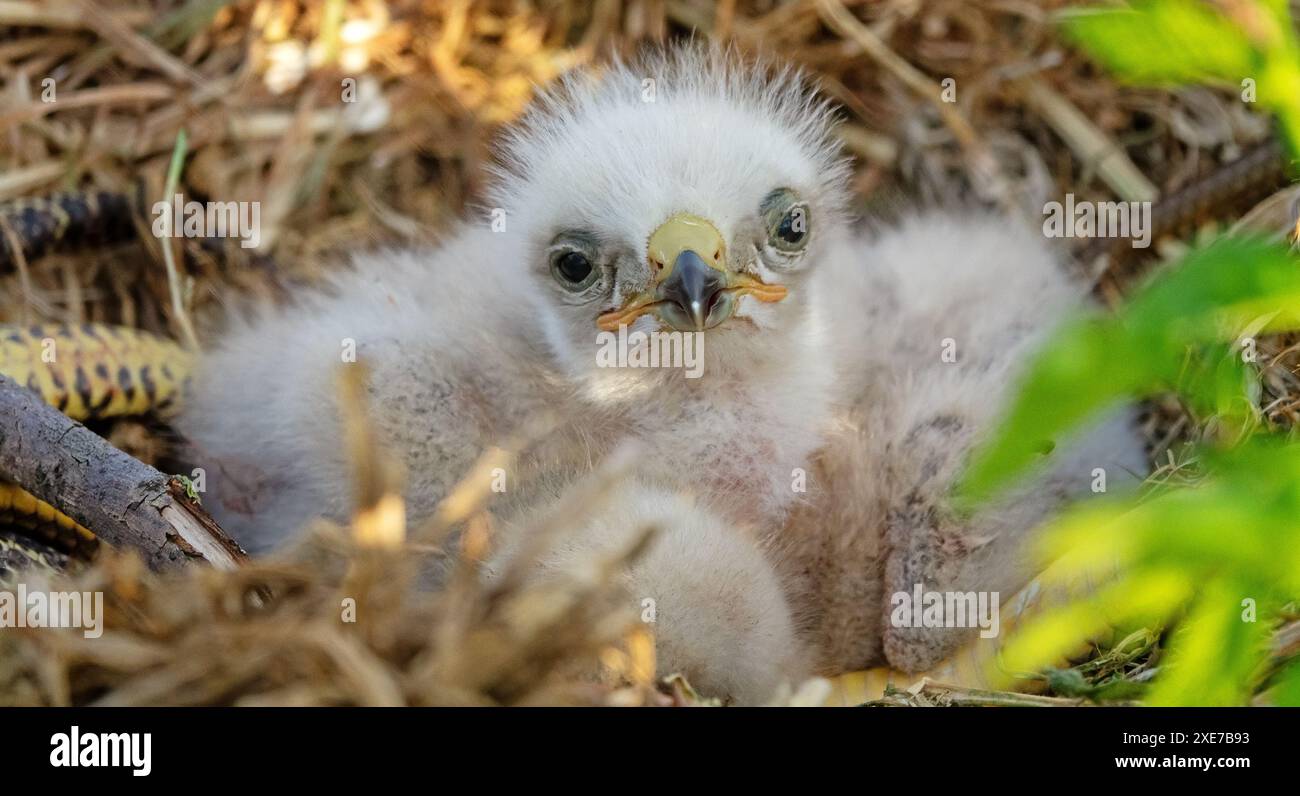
left=1, top=366, right=667, bottom=706
left=1, top=0, right=1297, bottom=705
left=0, top=526, right=662, bottom=706
left=0, top=1, right=1282, bottom=329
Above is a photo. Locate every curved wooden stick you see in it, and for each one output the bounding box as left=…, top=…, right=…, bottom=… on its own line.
left=0, top=374, right=245, bottom=571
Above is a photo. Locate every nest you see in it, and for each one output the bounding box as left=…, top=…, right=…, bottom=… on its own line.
left=1, top=514, right=676, bottom=706
left=0, top=0, right=1295, bottom=705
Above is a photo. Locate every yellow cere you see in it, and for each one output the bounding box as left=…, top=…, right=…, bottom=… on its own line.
left=645, top=212, right=728, bottom=282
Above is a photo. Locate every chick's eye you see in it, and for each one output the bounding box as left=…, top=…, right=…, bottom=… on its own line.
left=760, top=188, right=811, bottom=253
left=557, top=251, right=591, bottom=282
left=776, top=210, right=806, bottom=246
left=551, top=250, right=596, bottom=289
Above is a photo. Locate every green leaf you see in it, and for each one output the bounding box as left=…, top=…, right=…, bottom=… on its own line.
left=954, top=315, right=1135, bottom=507
left=1060, top=1, right=1257, bottom=86
left=993, top=567, right=1193, bottom=683
left=957, top=237, right=1300, bottom=506
left=1147, top=579, right=1272, bottom=706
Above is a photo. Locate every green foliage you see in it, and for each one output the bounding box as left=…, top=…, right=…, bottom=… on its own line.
left=957, top=0, right=1300, bottom=705
left=991, top=439, right=1300, bottom=704
left=958, top=236, right=1300, bottom=506
left=1060, top=2, right=1258, bottom=85
left=1061, top=0, right=1300, bottom=158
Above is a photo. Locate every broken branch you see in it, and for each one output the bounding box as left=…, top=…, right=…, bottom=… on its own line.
left=0, top=374, right=245, bottom=571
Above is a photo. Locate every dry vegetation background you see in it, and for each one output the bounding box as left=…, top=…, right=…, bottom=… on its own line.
left=1, top=0, right=1281, bottom=321
left=0, top=0, right=1295, bottom=705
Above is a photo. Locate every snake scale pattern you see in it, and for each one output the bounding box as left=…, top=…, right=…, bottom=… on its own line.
left=0, top=324, right=193, bottom=568
left=0, top=191, right=137, bottom=271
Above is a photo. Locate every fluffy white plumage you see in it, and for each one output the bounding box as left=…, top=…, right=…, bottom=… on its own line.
left=784, top=213, right=1148, bottom=674
left=179, top=46, right=1146, bottom=703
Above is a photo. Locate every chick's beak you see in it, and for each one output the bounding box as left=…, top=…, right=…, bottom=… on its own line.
left=659, top=249, right=724, bottom=330
left=596, top=213, right=788, bottom=332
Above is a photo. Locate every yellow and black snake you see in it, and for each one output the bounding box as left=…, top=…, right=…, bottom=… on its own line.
left=0, top=191, right=138, bottom=271
left=0, top=324, right=192, bottom=573
left=0, top=190, right=194, bottom=574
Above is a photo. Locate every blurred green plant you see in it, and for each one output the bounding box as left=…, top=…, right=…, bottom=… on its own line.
left=1061, top=0, right=1300, bottom=158
left=955, top=0, right=1300, bottom=706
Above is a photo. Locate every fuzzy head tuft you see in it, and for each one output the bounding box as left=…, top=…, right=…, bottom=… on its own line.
left=485, top=44, right=853, bottom=391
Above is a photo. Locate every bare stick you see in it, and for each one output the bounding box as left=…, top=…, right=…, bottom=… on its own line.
left=1021, top=77, right=1158, bottom=203
left=869, top=679, right=1118, bottom=707
left=0, top=374, right=246, bottom=570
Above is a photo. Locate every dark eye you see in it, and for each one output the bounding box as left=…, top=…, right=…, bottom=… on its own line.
left=776, top=211, right=806, bottom=246
left=760, top=188, right=811, bottom=252
left=550, top=249, right=597, bottom=290
left=557, top=251, right=591, bottom=282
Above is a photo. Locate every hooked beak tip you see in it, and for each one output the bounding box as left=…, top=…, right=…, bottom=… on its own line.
left=689, top=300, right=706, bottom=329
